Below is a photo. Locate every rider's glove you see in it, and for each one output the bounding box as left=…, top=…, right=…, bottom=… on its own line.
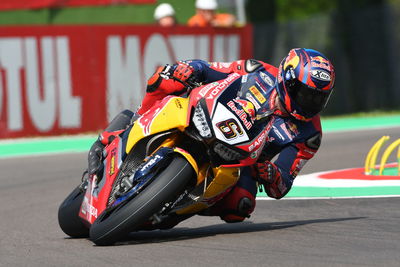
left=255, top=161, right=287, bottom=199
left=256, top=161, right=280, bottom=185
left=172, top=61, right=194, bottom=82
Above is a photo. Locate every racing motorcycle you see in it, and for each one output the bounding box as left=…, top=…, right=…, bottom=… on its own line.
left=58, top=71, right=272, bottom=246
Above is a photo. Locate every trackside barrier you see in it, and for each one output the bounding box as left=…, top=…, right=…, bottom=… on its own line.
left=0, top=25, right=253, bottom=139
left=364, top=136, right=400, bottom=175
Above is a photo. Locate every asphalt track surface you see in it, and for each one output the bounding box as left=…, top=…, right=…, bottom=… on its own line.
left=1, top=126, right=400, bottom=267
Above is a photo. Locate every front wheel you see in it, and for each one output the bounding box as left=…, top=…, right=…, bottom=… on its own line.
left=89, top=155, right=196, bottom=246
left=58, top=186, right=89, bottom=238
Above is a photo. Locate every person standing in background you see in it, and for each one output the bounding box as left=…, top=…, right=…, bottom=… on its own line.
left=188, top=0, right=236, bottom=27
left=154, top=3, right=177, bottom=27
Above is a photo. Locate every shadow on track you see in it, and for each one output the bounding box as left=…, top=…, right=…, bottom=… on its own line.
left=115, top=216, right=365, bottom=246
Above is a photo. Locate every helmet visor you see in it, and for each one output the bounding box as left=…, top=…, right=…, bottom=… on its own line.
left=285, top=79, right=332, bottom=117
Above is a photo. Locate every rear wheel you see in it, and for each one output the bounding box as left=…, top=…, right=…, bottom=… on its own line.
left=89, top=155, right=195, bottom=246
left=58, top=186, right=89, bottom=238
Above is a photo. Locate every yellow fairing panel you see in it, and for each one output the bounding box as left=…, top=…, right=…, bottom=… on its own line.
left=125, top=97, right=189, bottom=154
left=203, top=167, right=240, bottom=200
left=176, top=167, right=240, bottom=215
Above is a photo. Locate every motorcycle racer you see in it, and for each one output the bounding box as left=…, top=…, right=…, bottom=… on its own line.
left=88, top=48, right=335, bottom=223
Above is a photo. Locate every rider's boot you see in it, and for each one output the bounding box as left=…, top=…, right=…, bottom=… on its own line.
left=88, top=109, right=137, bottom=176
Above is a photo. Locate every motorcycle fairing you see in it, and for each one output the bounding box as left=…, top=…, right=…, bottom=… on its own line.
left=79, top=136, right=124, bottom=224
left=125, top=96, right=190, bottom=155
left=175, top=166, right=240, bottom=215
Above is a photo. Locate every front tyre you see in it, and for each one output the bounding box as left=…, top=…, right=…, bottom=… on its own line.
left=58, top=186, right=89, bottom=238
left=89, top=156, right=195, bottom=246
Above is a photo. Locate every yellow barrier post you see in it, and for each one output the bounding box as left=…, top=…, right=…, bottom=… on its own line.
left=364, top=136, right=389, bottom=175
left=379, top=138, right=400, bottom=175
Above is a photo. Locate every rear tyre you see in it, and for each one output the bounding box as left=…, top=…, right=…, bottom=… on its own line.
left=89, top=156, right=195, bottom=246
left=58, top=186, right=89, bottom=238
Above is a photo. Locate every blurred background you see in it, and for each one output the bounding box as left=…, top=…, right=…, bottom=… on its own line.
left=0, top=0, right=399, bottom=139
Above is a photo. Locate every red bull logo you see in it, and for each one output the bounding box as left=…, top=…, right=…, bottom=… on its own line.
left=284, top=50, right=300, bottom=69
left=311, top=56, right=331, bottom=71
left=227, top=100, right=253, bottom=130
left=312, top=56, right=329, bottom=65
left=137, top=96, right=168, bottom=135
left=234, top=99, right=256, bottom=118
left=138, top=107, right=162, bottom=135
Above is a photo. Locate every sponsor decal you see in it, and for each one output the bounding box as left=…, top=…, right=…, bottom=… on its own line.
left=81, top=196, right=98, bottom=218
left=211, top=62, right=231, bottom=69
left=241, top=74, right=248, bottom=83
left=311, top=56, right=331, bottom=71
left=284, top=49, right=300, bottom=69
left=248, top=130, right=268, bottom=151
left=216, top=118, right=244, bottom=140
left=234, top=99, right=255, bottom=118
left=199, top=82, right=219, bottom=97
left=0, top=26, right=251, bottom=139
left=255, top=79, right=268, bottom=92
left=249, top=85, right=266, bottom=104
left=272, top=125, right=285, bottom=141
left=280, top=122, right=294, bottom=140
left=205, top=73, right=241, bottom=100
left=268, top=89, right=278, bottom=111
left=0, top=37, right=81, bottom=134
left=219, top=62, right=231, bottom=68
left=174, top=98, right=183, bottom=109
left=109, top=148, right=117, bottom=175
left=311, top=69, right=331, bottom=81
left=245, top=93, right=261, bottom=110
left=212, top=103, right=249, bottom=144
left=138, top=105, right=163, bottom=135
left=259, top=72, right=274, bottom=87
left=227, top=100, right=253, bottom=130
left=140, top=154, right=162, bottom=172
left=248, top=118, right=275, bottom=151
